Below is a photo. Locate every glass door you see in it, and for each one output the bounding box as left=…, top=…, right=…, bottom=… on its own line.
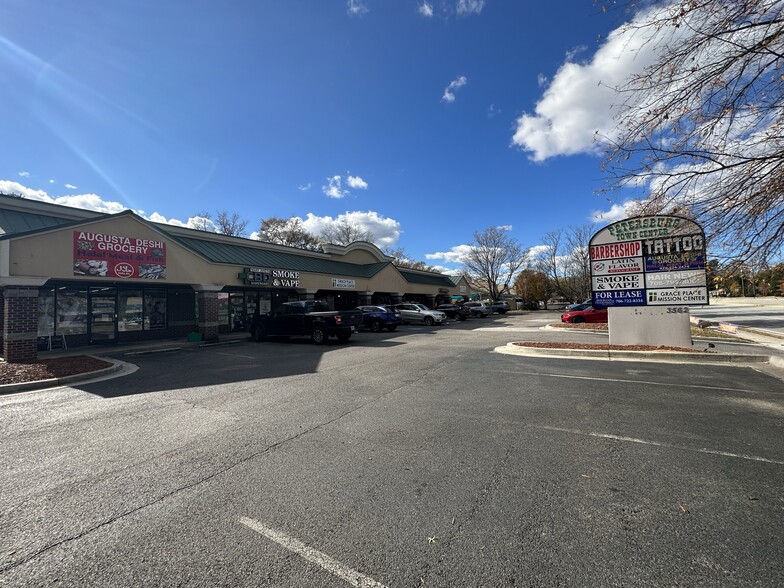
left=90, top=287, right=117, bottom=344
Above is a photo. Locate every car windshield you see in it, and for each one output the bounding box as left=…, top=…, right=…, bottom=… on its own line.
left=414, top=304, right=429, bottom=311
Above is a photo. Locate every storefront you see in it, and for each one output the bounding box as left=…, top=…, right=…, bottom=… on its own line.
left=0, top=196, right=471, bottom=361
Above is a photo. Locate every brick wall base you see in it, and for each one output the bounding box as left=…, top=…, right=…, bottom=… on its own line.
left=3, top=287, right=39, bottom=363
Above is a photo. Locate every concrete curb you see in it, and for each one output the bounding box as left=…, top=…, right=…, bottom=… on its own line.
left=0, top=355, right=126, bottom=395
left=495, top=342, right=772, bottom=365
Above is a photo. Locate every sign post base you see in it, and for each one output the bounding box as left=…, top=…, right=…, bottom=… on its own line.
left=608, top=306, right=692, bottom=348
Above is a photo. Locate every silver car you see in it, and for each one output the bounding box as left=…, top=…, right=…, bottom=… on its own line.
left=394, top=303, right=446, bottom=326
left=463, top=301, right=493, bottom=317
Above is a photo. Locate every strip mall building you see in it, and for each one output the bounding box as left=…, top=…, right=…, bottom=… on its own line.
left=0, top=196, right=471, bottom=362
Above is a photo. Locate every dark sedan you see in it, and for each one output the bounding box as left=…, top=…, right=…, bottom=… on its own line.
left=356, top=305, right=404, bottom=332
left=436, top=304, right=470, bottom=321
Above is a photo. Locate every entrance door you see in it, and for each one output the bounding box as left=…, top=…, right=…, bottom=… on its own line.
left=90, top=288, right=117, bottom=344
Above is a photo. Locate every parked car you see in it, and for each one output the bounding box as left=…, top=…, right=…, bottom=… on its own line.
left=356, top=305, right=404, bottom=332
left=565, top=298, right=592, bottom=311
left=248, top=300, right=362, bottom=344
left=560, top=305, right=608, bottom=324
left=436, top=304, right=470, bottom=321
left=463, top=301, right=493, bottom=317
left=489, top=300, right=510, bottom=314
left=394, top=303, right=447, bottom=326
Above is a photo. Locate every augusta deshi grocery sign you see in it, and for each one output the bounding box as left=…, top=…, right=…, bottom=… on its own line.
left=73, top=231, right=167, bottom=279
left=589, top=216, right=708, bottom=307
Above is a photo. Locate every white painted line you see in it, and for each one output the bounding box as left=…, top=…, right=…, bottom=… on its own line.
left=238, top=517, right=388, bottom=588
left=535, top=425, right=784, bottom=466
left=497, top=370, right=761, bottom=394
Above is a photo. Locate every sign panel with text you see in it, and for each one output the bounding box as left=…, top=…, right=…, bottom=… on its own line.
left=589, top=216, right=707, bottom=307
left=73, top=231, right=167, bottom=279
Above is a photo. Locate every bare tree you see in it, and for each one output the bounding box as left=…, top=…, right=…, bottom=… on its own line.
left=462, top=227, right=528, bottom=300
left=601, top=0, right=784, bottom=261
left=215, top=211, right=248, bottom=237
left=319, top=219, right=374, bottom=245
left=536, top=225, right=594, bottom=302
left=190, top=211, right=216, bottom=233
left=257, top=216, right=321, bottom=250
left=382, top=246, right=436, bottom=271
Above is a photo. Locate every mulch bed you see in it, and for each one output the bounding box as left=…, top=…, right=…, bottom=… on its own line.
left=513, top=342, right=707, bottom=353
left=0, top=356, right=113, bottom=385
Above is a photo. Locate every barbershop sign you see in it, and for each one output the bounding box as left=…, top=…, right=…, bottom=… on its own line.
left=239, top=267, right=300, bottom=287
left=589, top=216, right=708, bottom=307
left=74, top=231, right=167, bottom=279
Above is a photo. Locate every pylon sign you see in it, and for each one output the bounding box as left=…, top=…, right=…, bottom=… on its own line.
left=589, top=216, right=708, bottom=307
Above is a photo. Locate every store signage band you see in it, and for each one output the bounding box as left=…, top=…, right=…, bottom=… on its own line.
left=73, top=231, right=167, bottom=279
left=331, top=277, right=355, bottom=289
left=588, top=216, right=708, bottom=308
left=239, top=267, right=300, bottom=287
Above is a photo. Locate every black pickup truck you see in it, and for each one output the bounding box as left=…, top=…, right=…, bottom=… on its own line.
left=248, top=300, right=362, bottom=344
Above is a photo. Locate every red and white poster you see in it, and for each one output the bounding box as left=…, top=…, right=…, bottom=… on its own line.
left=73, top=231, right=167, bottom=279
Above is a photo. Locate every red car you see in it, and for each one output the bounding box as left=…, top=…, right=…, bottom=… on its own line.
left=561, top=305, right=608, bottom=324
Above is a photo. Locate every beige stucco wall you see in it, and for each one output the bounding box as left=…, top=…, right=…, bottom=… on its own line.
left=6, top=215, right=466, bottom=297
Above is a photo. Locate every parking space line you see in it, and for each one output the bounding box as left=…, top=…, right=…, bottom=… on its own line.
left=497, top=370, right=763, bottom=394
left=239, top=517, right=388, bottom=588
left=535, top=425, right=784, bottom=465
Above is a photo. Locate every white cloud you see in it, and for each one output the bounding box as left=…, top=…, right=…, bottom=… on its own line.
left=18, top=171, right=30, bottom=177
left=302, top=211, right=402, bottom=248
left=429, top=265, right=462, bottom=275
left=0, top=180, right=225, bottom=231
left=456, top=0, right=485, bottom=15
left=347, top=0, right=368, bottom=16
left=49, top=179, right=55, bottom=183
left=323, top=176, right=348, bottom=199
left=536, top=74, right=548, bottom=88
left=346, top=175, right=368, bottom=190
left=298, top=183, right=312, bottom=191
left=418, top=2, right=434, bottom=17
left=442, top=75, right=468, bottom=103
left=65, top=183, right=77, bottom=190
left=487, top=104, right=500, bottom=118
left=497, top=224, right=513, bottom=231
left=511, top=5, right=667, bottom=161
left=590, top=201, right=640, bottom=223
left=426, top=244, right=474, bottom=264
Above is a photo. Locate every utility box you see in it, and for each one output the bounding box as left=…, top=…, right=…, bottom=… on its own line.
left=608, top=306, right=692, bottom=348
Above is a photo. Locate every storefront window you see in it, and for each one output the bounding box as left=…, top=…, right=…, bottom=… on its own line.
left=119, top=289, right=143, bottom=332
left=56, top=287, right=88, bottom=335
left=229, top=292, right=247, bottom=331
left=218, top=292, right=229, bottom=325
left=38, top=288, right=55, bottom=336
left=144, top=289, right=166, bottom=330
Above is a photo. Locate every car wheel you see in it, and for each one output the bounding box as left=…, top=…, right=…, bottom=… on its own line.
left=311, top=326, right=328, bottom=344
left=336, top=332, right=351, bottom=342
left=572, top=316, right=586, bottom=324
left=387, top=325, right=398, bottom=332
left=370, top=320, right=382, bottom=333
left=424, top=316, right=435, bottom=326
left=252, top=325, right=266, bottom=342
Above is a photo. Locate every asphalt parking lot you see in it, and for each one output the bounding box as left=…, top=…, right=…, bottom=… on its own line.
left=1, top=312, right=783, bottom=587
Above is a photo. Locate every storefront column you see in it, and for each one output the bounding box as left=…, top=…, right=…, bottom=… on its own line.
left=299, top=289, right=318, bottom=301
left=2, top=286, right=40, bottom=363
left=358, top=292, right=373, bottom=306
left=192, top=284, right=223, bottom=342
left=425, top=295, right=437, bottom=309
left=391, top=293, right=404, bottom=304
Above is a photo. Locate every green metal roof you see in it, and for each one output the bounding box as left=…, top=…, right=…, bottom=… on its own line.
left=176, top=236, right=391, bottom=278
left=0, top=209, right=83, bottom=235
left=397, top=269, right=457, bottom=287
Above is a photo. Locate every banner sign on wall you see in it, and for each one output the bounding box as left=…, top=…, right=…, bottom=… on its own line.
left=73, top=231, right=167, bottom=279
left=588, top=216, right=707, bottom=307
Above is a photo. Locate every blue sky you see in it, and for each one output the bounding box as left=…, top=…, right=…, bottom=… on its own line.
left=0, top=0, right=652, bottom=273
